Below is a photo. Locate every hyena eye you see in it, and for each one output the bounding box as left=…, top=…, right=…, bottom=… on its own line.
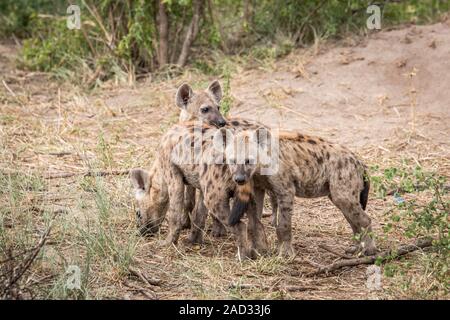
left=200, top=106, right=210, bottom=114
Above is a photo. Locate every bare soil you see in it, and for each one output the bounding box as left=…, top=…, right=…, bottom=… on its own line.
left=1, top=22, right=449, bottom=299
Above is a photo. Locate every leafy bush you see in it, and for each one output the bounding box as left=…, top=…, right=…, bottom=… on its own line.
left=369, top=163, right=449, bottom=289
left=1, top=0, right=449, bottom=83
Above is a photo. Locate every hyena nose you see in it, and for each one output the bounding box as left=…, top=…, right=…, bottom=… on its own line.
left=217, top=119, right=226, bottom=127
left=234, top=175, right=246, bottom=185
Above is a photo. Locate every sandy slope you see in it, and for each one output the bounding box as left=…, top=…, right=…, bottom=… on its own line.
left=231, top=22, right=450, bottom=150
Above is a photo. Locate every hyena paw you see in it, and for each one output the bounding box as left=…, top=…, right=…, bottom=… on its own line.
left=237, top=246, right=257, bottom=261
left=157, top=239, right=172, bottom=248
left=211, top=223, right=227, bottom=237
left=345, top=242, right=378, bottom=256
left=184, top=231, right=203, bottom=245
left=253, top=237, right=269, bottom=255
left=361, top=241, right=378, bottom=256
left=278, top=242, right=295, bottom=258
left=345, top=244, right=360, bottom=255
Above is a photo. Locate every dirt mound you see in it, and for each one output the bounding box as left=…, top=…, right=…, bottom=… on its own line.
left=231, top=22, right=450, bottom=150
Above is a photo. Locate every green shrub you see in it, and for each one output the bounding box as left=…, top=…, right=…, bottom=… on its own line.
left=1, top=0, right=449, bottom=83
left=369, top=163, right=449, bottom=289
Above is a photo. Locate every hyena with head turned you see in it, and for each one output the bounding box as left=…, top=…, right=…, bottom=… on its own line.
left=176, top=80, right=229, bottom=236
left=131, top=121, right=269, bottom=260
left=226, top=128, right=377, bottom=257
left=131, top=81, right=269, bottom=259
left=132, top=80, right=227, bottom=236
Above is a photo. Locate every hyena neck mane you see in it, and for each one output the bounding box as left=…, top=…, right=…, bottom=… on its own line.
left=278, top=130, right=327, bottom=144
left=228, top=181, right=253, bottom=226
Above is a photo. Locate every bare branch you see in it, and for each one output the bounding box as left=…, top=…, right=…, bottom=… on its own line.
left=177, top=0, right=205, bottom=67
left=310, top=238, right=434, bottom=276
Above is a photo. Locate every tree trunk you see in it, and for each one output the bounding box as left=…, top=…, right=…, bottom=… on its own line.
left=177, top=0, right=204, bottom=67
left=157, top=0, right=169, bottom=67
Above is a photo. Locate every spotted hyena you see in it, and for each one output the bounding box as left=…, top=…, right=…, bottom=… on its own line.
left=174, top=81, right=277, bottom=235
left=176, top=80, right=228, bottom=236
left=225, top=128, right=377, bottom=257
left=131, top=121, right=269, bottom=259
left=131, top=81, right=268, bottom=259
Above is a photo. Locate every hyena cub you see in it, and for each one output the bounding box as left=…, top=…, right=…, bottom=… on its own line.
left=131, top=121, right=269, bottom=260
left=131, top=81, right=268, bottom=259
left=226, top=128, right=377, bottom=257
left=176, top=80, right=228, bottom=236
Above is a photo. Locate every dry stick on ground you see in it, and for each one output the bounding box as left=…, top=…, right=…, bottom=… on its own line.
left=1, top=220, right=54, bottom=298
left=229, top=281, right=316, bottom=292
left=45, top=169, right=130, bottom=179
left=123, top=281, right=157, bottom=300
left=310, top=238, right=434, bottom=276
left=318, top=244, right=354, bottom=260
left=128, top=266, right=162, bottom=287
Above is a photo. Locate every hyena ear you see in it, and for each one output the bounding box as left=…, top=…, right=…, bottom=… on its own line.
left=176, top=83, right=193, bottom=109
left=130, top=168, right=151, bottom=193
left=255, top=127, right=272, bottom=150
left=207, top=80, right=222, bottom=104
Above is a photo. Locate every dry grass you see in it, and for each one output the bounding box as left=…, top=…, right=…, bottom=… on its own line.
left=0, top=40, right=448, bottom=300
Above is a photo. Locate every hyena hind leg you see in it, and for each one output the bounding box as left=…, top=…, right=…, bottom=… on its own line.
left=268, top=190, right=278, bottom=227
left=330, top=195, right=377, bottom=256
left=186, top=191, right=207, bottom=245
left=275, top=193, right=295, bottom=258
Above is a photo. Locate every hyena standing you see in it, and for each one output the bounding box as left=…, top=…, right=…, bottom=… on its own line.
left=131, top=121, right=269, bottom=259
left=176, top=81, right=227, bottom=236
left=225, top=128, right=377, bottom=257
left=131, top=81, right=269, bottom=259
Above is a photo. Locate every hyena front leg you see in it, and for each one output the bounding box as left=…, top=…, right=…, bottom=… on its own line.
left=159, top=166, right=185, bottom=246
left=246, top=197, right=268, bottom=256
left=186, top=190, right=208, bottom=245
left=211, top=216, right=227, bottom=237
left=254, top=187, right=265, bottom=220
left=204, top=194, right=254, bottom=260
left=268, top=190, right=278, bottom=227
left=275, top=191, right=295, bottom=258
left=182, top=186, right=195, bottom=230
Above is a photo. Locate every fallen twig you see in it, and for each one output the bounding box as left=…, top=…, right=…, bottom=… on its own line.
left=228, top=282, right=316, bottom=292
left=1, top=224, right=53, bottom=298
left=310, top=238, right=434, bottom=276
left=123, top=281, right=157, bottom=300
left=318, top=244, right=353, bottom=259
left=128, top=266, right=162, bottom=287
left=45, top=169, right=130, bottom=179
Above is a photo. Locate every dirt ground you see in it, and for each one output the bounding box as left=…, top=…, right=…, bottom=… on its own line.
left=1, top=22, right=449, bottom=299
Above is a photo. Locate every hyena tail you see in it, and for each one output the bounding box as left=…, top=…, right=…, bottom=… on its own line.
left=360, top=174, right=370, bottom=211
left=229, top=183, right=252, bottom=226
